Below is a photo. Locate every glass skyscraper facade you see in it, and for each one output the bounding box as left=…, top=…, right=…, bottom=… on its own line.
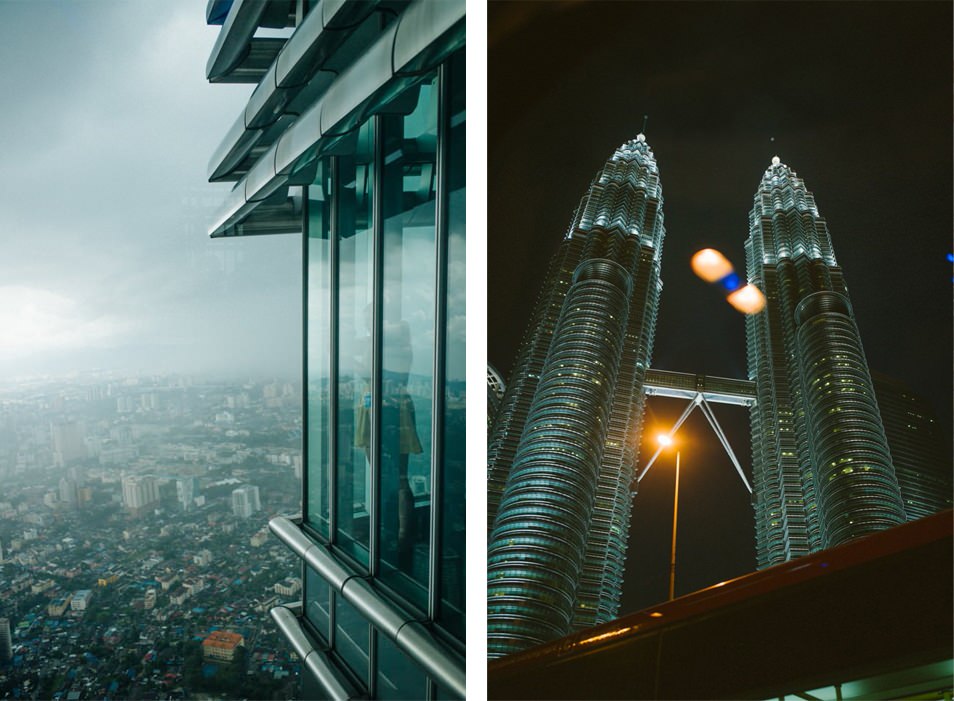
left=744, top=157, right=906, bottom=567
left=487, top=136, right=665, bottom=657
left=205, top=1, right=464, bottom=698
left=871, top=372, right=953, bottom=522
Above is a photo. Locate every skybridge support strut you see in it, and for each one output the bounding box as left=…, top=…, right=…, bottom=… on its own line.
left=635, top=392, right=752, bottom=494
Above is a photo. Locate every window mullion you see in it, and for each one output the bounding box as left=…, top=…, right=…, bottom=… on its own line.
left=329, top=156, right=339, bottom=542
left=370, top=115, right=384, bottom=575
left=428, top=61, right=450, bottom=622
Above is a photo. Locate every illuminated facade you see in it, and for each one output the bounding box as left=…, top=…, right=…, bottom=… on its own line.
left=744, top=157, right=906, bottom=568
left=205, top=1, right=465, bottom=697
left=487, top=136, right=665, bottom=657
left=487, top=364, right=505, bottom=428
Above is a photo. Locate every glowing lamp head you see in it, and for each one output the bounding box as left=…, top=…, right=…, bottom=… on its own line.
left=727, top=283, right=766, bottom=314
left=690, top=248, right=734, bottom=283
left=657, top=434, right=673, bottom=448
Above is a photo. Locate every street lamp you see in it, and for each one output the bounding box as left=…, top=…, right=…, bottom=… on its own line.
left=656, top=433, right=680, bottom=601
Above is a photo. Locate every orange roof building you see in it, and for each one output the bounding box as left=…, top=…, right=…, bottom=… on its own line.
left=202, top=630, right=244, bottom=661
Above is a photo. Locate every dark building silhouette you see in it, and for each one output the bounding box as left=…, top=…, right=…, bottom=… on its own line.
left=872, top=372, right=953, bottom=520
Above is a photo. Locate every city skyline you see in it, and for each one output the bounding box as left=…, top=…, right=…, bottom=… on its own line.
left=0, top=371, right=305, bottom=698
left=489, top=1, right=952, bottom=613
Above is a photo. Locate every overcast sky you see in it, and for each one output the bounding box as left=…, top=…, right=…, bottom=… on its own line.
left=0, top=1, right=302, bottom=379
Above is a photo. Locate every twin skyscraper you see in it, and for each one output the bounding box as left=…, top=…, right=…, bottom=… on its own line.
left=487, top=135, right=950, bottom=658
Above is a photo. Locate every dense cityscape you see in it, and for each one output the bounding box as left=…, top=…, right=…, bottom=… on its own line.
left=0, top=372, right=304, bottom=700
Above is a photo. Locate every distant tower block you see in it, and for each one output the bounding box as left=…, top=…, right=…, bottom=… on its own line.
left=0, top=617, right=11, bottom=664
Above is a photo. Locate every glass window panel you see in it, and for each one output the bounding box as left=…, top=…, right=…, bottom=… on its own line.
left=306, top=159, right=332, bottom=538
left=303, top=566, right=331, bottom=643
left=336, top=119, right=375, bottom=567
left=440, top=50, right=466, bottom=639
left=334, top=594, right=370, bottom=687
left=378, top=74, right=438, bottom=606
left=435, top=682, right=459, bottom=700
left=374, top=630, right=427, bottom=700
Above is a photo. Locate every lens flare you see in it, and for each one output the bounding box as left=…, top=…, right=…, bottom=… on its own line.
left=690, top=248, right=733, bottom=283
left=727, top=283, right=767, bottom=314
left=692, top=248, right=766, bottom=315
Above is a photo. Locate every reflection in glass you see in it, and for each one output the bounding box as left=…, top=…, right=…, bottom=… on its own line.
left=375, top=630, right=426, bottom=700
left=337, top=120, right=375, bottom=567
left=379, top=75, right=438, bottom=606
left=335, top=594, right=370, bottom=686
left=304, top=566, right=331, bottom=643
left=307, top=159, right=332, bottom=538
left=440, top=51, right=466, bottom=639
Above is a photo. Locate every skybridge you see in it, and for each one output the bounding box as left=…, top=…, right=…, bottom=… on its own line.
left=640, top=368, right=757, bottom=493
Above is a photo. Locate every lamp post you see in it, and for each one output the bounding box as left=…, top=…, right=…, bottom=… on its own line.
left=657, top=434, right=680, bottom=601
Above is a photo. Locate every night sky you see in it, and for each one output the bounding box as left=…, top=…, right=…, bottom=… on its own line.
left=488, top=1, right=953, bottom=614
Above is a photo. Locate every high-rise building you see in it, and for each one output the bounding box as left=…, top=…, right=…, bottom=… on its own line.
left=487, top=135, right=666, bottom=657
left=122, top=475, right=159, bottom=517
left=51, top=420, right=86, bottom=468
left=58, top=477, right=78, bottom=510
left=204, top=1, right=466, bottom=697
left=744, top=157, right=906, bottom=568
left=0, top=617, right=10, bottom=665
left=871, top=372, right=953, bottom=521
left=231, top=485, right=261, bottom=519
left=176, top=477, right=199, bottom=512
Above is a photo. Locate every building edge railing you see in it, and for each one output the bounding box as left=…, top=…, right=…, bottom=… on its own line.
left=270, top=602, right=361, bottom=701
left=269, top=515, right=466, bottom=698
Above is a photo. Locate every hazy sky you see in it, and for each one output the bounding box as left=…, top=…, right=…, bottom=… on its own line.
left=0, top=1, right=302, bottom=378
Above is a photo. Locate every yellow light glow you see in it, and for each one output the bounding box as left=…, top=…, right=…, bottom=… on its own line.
left=649, top=612, right=663, bottom=618
left=657, top=434, right=673, bottom=447
left=727, top=283, right=767, bottom=314
left=578, top=626, right=634, bottom=646
left=691, top=248, right=734, bottom=283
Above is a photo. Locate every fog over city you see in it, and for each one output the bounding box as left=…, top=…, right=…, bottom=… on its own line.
left=0, top=1, right=301, bottom=379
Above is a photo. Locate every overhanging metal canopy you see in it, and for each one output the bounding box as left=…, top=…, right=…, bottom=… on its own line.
left=207, top=0, right=296, bottom=83
left=208, top=0, right=387, bottom=182
left=209, top=0, right=465, bottom=238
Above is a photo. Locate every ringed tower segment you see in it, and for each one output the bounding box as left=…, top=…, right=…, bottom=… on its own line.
left=488, top=135, right=665, bottom=657
left=744, top=157, right=905, bottom=568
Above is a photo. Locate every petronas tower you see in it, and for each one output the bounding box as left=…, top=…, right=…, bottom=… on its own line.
left=487, top=143, right=943, bottom=660
left=744, top=157, right=906, bottom=568
left=487, top=136, right=665, bottom=657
